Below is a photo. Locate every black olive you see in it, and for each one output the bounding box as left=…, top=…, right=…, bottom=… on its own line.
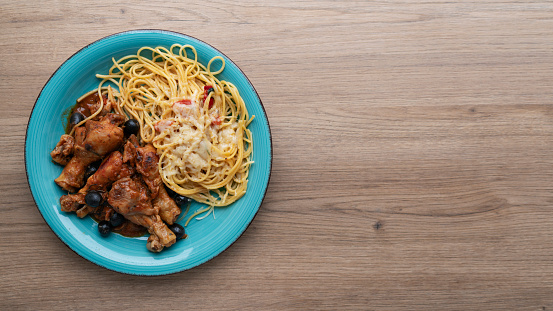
left=84, top=161, right=101, bottom=180
left=85, top=191, right=102, bottom=208
left=164, top=186, right=177, bottom=198
left=69, top=112, right=85, bottom=126
left=168, top=223, right=185, bottom=240
left=123, top=119, right=140, bottom=137
left=173, top=194, right=190, bottom=206
left=98, top=220, right=111, bottom=236
left=84, top=165, right=98, bottom=181
left=110, top=212, right=125, bottom=228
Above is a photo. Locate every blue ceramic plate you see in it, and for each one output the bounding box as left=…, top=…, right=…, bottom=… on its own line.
left=25, top=30, right=271, bottom=275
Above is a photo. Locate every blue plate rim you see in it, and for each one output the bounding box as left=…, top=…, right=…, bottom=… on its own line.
left=24, top=29, right=272, bottom=276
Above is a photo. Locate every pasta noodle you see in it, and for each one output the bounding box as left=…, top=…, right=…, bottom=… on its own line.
left=94, top=44, right=254, bottom=220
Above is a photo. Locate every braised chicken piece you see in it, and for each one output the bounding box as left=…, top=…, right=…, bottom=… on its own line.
left=146, top=234, right=164, bottom=252
left=74, top=126, right=86, bottom=145
left=60, top=151, right=135, bottom=215
left=126, top=214, right=176, bottom=248
left=123, top=140, right=181, bottom=225
left=100, top=98, right=113, bottom=116
left=122, top=139, right=180, bottom=224
left=135, top=144, right=162, bottom=198
left=54, top=114, right=125, bottom=192
left=82, top=151, right=135, bottom=192
left=82, top=113, right=125, bottom=156
left=60, top=193, right=85, bottom=213
left=108, top=177, right=176, bottom=247
left=76, top=204, right=95, bottom=219
left=55, top=126, right=98, bottom=193
left=50, top=134, right=75, bottom=165
left=122, top=139, right=137, bottom=166
left=123, top=138, right=161, bottom=196
left=108, top=177, right=158, bottom=216
left=153, top=186, right=181, bottom=225
left=55, top=145, right=102, bottom=192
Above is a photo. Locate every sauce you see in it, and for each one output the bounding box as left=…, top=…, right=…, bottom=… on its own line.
left=113, top=221, right=148, bottom=238
left=74, top=92, right=105, bottom=117
left=65, top=92, right=107, bottom=133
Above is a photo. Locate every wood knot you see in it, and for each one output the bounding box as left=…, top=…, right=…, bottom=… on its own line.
left=373, top=220, right=383, bottom=231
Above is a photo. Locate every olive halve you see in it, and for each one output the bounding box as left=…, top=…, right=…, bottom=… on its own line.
left=173, top=194, right=190, bottom=206
left=69, top=112, right=85, bottom=126
left=168, top=223, right=185, bottom=240
left=84, top=165, right=98, bottom=181
left=123, top=119, right=140, bottom=136
left=164, top=185, right=177, bottom=198
left=84, top=191, right=102, bottom=208
left=110, top=212, right=125, bottom=228
left=98, top=220, right=111, bottom=236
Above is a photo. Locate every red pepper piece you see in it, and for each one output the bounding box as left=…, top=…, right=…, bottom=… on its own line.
left=203, top=85, right=215, bottom=108
left=174, top=99, right=192, bottom=105
left=212, top=115, right=222, bottom=125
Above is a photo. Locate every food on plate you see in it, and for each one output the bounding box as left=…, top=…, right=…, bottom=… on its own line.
left=51, top=44, right=253, bottom=252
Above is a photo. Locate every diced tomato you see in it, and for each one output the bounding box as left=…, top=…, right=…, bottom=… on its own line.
left=212, top=116, right=222, bottom=125
left=174, top=99, right=192, bottom=106
left=203, top=85, right=215, bottom=108
left=173, top=99, right=196, bottom=117
left=154, top=119, right=176, bottom=132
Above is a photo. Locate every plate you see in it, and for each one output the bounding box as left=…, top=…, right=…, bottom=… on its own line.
left=25, top=30, right=272, bottom=275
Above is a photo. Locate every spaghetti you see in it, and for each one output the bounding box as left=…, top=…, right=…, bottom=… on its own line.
left=92, top=44, right=253, bottom=221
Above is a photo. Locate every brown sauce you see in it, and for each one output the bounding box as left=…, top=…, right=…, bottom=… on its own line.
left=113, top=221, right=148, bottom=238
left=74, top=92, right=105, bottom=117
left=65, top=92, right=107, bottom=133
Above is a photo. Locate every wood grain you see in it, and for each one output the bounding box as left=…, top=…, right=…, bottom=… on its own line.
left=1, top=0, right=553, bottom=310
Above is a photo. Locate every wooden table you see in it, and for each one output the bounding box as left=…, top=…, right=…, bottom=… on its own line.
left=2, top=1, right=553, bottom=310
